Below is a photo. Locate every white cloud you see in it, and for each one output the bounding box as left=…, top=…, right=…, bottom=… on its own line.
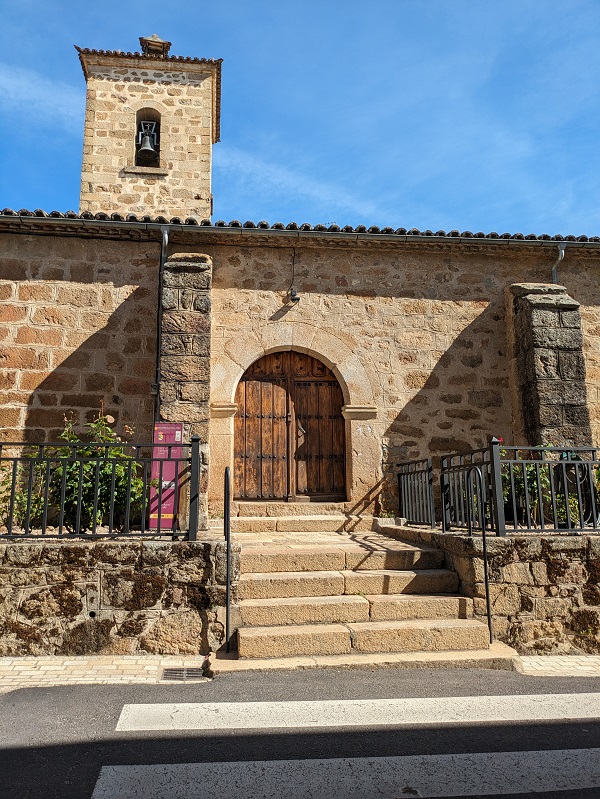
left=0, top=63, right=84, bottom=133
left=213, top=144, right=378, bottom=220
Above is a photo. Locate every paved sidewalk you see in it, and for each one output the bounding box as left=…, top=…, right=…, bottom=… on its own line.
left=0, top=651, right=598, bottom=691
left=520, top=655, right=600, bottom=677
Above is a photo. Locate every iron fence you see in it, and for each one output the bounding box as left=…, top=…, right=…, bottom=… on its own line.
left=440, top=442, right=502, bottom=535
left=0, top=436, right=201, bottom=539
left=496, top=444, right=600, bottom=535
left=397, top=457, right=435, bottom=528
left=397, top=438, right=600, bottom=536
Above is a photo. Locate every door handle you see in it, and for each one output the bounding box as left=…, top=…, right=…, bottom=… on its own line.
left=297, top=422, right=306, bottom=436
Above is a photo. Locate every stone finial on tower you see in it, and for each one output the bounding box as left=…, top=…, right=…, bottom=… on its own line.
left=139, top=34, right=172, bottom=57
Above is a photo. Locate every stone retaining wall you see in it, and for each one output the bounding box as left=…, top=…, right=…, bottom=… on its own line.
left=0, top=539, right=240, bottom=656
left=393, top=525, right=600, bottom=654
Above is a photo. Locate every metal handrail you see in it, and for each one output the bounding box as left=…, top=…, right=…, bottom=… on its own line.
left=224, top=466, right=232, bottom=653
left=465, top=465, right=493, bottom=644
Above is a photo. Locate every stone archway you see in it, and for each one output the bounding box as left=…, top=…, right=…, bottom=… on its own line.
left=209, top=323, right=380, bottom=511
left=234, top=351, right=346, bottom=502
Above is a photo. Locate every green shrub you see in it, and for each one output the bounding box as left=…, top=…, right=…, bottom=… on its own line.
left=0, top=413, right=147, bottom=533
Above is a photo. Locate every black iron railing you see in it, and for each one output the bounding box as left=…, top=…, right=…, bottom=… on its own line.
left=440, top=440, right=504, bottom=535
left=397, top=457, right=435, bottom=528
left=0, top=436, right=201, bottom=539
left=497, top=444, right=600, bottom=535
left=224, top=466, right=232, bottom=653
left=397, top=438, right=600, bottom=536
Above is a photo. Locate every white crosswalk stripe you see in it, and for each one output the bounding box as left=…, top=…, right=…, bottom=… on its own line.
left=92, top=749, right=600, bottom=799
left=93, top=693, right=600, bottom=798
left=116, top=692, right=600, bottom=731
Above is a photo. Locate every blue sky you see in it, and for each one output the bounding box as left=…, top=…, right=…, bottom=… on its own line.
left=1, top=0, right=600, bottom=235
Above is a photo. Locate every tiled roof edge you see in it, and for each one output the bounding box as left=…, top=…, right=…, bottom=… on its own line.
left=0, top=209, right=597, bottom=244
left=74, top=46, right=222, bottom=142
left=74, top=45, right=222, bottom=67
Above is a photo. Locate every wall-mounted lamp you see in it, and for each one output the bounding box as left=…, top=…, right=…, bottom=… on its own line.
left=289, top=287, right=300, bottom=304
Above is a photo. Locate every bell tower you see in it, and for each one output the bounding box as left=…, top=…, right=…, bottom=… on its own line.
left=76, top=35, right=221, bottom=220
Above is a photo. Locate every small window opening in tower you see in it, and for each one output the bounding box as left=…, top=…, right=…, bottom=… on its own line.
left=136, top=119, right=160, bottom=167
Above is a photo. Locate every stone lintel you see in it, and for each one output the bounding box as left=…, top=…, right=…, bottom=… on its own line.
left=210, top=403, right=238, bottom=418
left=509, top=283, right=568, bottom=298
left=342, top=405, right=378, bottom=420
left=122, top=166, right=169, bottom=177
left=167, top=253, right=212, bottom=269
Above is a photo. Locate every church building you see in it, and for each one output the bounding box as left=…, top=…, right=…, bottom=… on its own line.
left=1, top=34, right=600, bottom=528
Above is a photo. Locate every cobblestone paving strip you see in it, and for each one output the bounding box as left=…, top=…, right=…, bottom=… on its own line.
left=0, top=654, right=598, bottom=691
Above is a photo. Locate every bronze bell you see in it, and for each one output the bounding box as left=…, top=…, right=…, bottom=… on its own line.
left=138, top=134, right=157, bottom=158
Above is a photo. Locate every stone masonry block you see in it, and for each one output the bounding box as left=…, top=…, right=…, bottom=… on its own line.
left=536, top=380, right=587, bottom=406
left=162, top=270, right=211, bottom=290
left=162, top=311, right=210, bottom=335
left=180, top=291, right=211, bottom=313
left=160, top=356, right=209, bottom=382
left=530, top=308, right=560, bottom=328
left=560, top=310, right=583, bottom=328
left=531, top=328, right=583, bottom=351
left=533, top=349, right=559, bottom=379
left=559, top=351, right=587, bottom=381
left=161, top=334, right=210, bottom=356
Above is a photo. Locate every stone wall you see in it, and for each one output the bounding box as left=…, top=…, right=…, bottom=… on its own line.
left=394, top=525, right=600, bottom=654
left=0, top=233, right=158, bottom=442
left=79, top=57, right=217, bottom=219
left=4, top=227, right=600, bottom=512
left=0, top=538, right=239, bottom=656
left=205, top=241, right=553, bottom=511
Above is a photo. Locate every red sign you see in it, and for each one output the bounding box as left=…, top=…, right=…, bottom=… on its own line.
left=149, top=422, right=183, bottom=530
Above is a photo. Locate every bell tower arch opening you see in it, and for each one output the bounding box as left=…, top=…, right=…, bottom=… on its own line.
left=135, top=107, right=161, bottom=167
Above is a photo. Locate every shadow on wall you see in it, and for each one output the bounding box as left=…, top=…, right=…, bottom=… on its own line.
left=22, top=286, right=158, bottom=443
left=381, top=301, right=514, bottom=512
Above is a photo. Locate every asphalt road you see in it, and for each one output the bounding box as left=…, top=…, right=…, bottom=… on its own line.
left=1, top=667, right=599, bottom=798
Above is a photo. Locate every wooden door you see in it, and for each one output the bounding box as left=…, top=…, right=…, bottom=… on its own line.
left=234, top=352, right=346, bottom=501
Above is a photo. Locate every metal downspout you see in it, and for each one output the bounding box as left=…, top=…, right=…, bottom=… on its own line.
left=551, top=242, right=567, bottom=284
left=154, top=226, right=169, bottom=423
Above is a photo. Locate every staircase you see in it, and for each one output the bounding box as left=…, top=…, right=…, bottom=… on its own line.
left=230, top=508, right=493, bottom=661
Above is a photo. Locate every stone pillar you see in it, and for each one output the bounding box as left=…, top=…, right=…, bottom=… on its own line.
left=509, top=282, right=591, bottom=447
left=160, top=253, right=212, bottom=530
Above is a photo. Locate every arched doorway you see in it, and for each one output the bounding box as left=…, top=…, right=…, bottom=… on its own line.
left=234, top=351, right=346, bottom=501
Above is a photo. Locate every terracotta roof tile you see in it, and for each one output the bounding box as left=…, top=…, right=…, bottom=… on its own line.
left=0, top=208, right=597, bottom=243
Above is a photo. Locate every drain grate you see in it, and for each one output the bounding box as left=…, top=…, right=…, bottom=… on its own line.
left=162, top=667, right=207, bottom=682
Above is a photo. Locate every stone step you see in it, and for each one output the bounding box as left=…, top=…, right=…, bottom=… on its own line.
left=238, top=570, right=345, bottom=600
left=366, top=594, right=473, bottom=621
left=349, top=619, right=491, bottom=654
left=232, top=515, right=375, bottom=533
left=236, top=594, right=473, bottom=627
left=343, top=569, right=460, bottom=596
left=237, top=619, right=490, bottom=659
left=237, top=569, right=459, bottom=600
left=237, top=595, right=370, bottom=627
left=238, top=624, right=351, bottom=658
left=239, top=544, right=443, bottom=574
left=234, top=502, right=348, bottom=517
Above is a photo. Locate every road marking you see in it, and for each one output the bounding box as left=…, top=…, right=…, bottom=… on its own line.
left=91, top=748, right=600, bottom=798
left=116, top=692, right=600, bottom=731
